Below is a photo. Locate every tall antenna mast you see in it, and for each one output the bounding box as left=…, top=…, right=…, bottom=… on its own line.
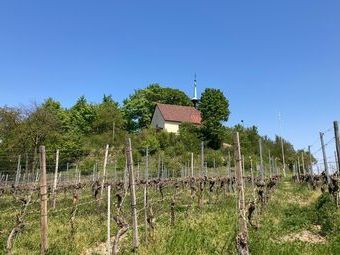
left=192, top=73, right=199, bottom=109
left=278, top=112, right=286, bottom=176
left=193, top=73, right=198, bottom=100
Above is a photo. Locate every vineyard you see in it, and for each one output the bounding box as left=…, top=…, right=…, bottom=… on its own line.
left=1, top=1, right=339, bottom=253
left=0, top=132, right=339, bottom=255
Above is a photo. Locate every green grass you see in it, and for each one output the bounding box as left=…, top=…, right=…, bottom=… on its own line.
left=135, top=194, right=238, bottom=255
left=249, top=180, right=340, bottom=255
left=1, top=179, right=339, bottom=255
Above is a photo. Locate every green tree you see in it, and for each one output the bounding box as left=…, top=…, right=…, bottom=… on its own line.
left=177, top=122, right=202, bottom=154
left=0, top=107, right=21, bottom=147
left=198, top=88, right=230, bottom=149
left=69, top=96, right=96, bottom=135
left=87, top=95, right=126, bottom=147
left=123, top=84, right=193, bottom=131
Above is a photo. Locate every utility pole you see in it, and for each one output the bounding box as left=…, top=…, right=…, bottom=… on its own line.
left=320, top=132, right=330, bottom=184
left=334, top=121, right=340, bottom=174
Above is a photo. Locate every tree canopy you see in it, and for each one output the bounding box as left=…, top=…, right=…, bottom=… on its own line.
left=198, top=88, right=230, bottom=149
left=0, top=83, right=305, bottom=174
left=123, top=84, right=193, bottom=131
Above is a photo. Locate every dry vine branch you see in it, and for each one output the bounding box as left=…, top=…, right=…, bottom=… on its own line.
left=6, top=192, right=32, bottom=255
left=112, top=215, right=129, bottom=255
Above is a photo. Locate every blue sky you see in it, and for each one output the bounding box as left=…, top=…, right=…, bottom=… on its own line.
left=0, top=1, right=339, bottom=159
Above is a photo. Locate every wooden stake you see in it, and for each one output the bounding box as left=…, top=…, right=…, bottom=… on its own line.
left=144, top=147, right=149, bottom=243
left=101, top=144, right=109, bottom=197
left=201, top=141, right=204, bottom=176
left=15, top=155, right=21, bottom=187
left=126, top=138, right=139, bottom=251
left=191, top=153, right=194, bottom=177
left=320, top=132, right=331, bottom=184
left=234, top=133, right=249, bottom=255
left=52, top=149, right=59, bottom=209
left=158, top=154, right=161, bottom=179
left=333, top=121, right=340, bottom=174
left=250, top=157, right=255, bottom=200
left=107, top=185, right=111, bottom=255
left=268, top=150, right=272, bottom=178
left=301, top=151, right=305, bottom=175
left=308, top=146, right=313, bottom=176
left=39, top=146, right=48, bottom=254
left=259, top=138, right=264, bottom=182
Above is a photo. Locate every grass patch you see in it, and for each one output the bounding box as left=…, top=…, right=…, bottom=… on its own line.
left=249, top=179, right=340, bottom=255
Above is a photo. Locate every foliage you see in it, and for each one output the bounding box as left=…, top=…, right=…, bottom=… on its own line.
left=0, top=84, right=304, bottom=174
left=123, top=84, right=192, bottom=131
left=198, top=88, right=230, bottom=149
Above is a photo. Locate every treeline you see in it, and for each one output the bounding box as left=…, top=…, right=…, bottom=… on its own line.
left=0, top=84, right=311, bottom=174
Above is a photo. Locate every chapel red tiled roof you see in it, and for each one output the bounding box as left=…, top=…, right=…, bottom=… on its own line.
left=156, top=103, right=202, bottom=125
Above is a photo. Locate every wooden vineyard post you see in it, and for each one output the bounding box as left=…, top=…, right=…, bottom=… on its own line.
left=308, top=146, right=313, bottom=176
left=250, top=157, right=255, bottom=200
left=201, top=141, right=204, bottom=176
left=52, top=149, right=59, bottom=209
left=227, top=151, right=232, bottom=192
left=234, top=132, right=249, bottom=255
left=268, top=151, right=272, bottom=178
left=158, top=154, right=161, bottom=179
left=334, top=121, right=340, bottom=174
left=39, top=145, right=48, bottom=254
left=15, top=155, right=21, bottom=187
left=114, top=160, right=117, bottom=181
left=101, top=144, right=109, bottom=197
left=295, top=161, right=300, bottom=182
left=301, top=151, right=305, bottom=176
left=107, top=185, right=111, bottom=255
left=259, top=138, right=264, bottom=182
left=25, top=152, right=28, bottom=183
left=123, top=158, right=128, bottom=193
left=144, top=147, right=149, bottom=243
left=92, top=164, right=96, bottom=182
left=191, top=152, right=194, bottom=177
left=320, top=132, right=331, bottom=184
left=126, top=138, right=139, bottom=251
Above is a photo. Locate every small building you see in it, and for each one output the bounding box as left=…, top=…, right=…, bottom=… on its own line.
left=151, top=103, right=202, bottom=133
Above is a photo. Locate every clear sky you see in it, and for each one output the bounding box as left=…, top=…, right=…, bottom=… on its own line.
left=0, top=1, right=339, bottom=158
